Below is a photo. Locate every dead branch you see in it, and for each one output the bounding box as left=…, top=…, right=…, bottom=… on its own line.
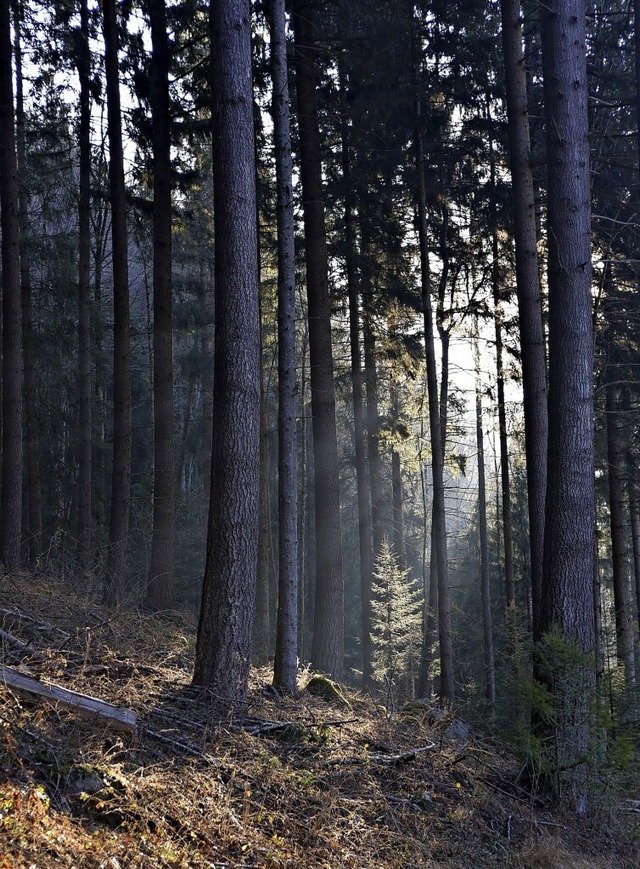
left=324, top=742, right=436, bottom=767
left=0, top=628, right=36, bottom=656
left=0, top=665, right=136, bottom=733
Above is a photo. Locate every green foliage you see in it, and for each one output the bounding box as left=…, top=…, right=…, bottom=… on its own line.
left=511, top=630, right=638, bottom=815
left=370, top=539, right=422, bottom=711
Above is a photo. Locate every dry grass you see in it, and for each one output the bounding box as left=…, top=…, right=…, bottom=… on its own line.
left=0, top=572, right=637, bottom=868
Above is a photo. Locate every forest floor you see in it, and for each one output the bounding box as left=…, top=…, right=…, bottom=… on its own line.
left=0, top=572, right=638, bottom=868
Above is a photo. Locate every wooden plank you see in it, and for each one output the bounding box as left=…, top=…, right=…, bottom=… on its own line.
left=0, top=665, right=136, bottom=733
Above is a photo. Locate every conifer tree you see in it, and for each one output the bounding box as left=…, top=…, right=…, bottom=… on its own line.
left=370, top=539, right=422, bottom=709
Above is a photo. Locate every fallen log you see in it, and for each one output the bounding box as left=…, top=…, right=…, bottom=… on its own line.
left=0, top=665, right=136, bottom=733
left=0, top=629, right=36, bottom=656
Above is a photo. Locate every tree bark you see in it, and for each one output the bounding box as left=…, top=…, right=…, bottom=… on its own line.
left=490, top=157, right=517, bottom=665
left=474, top=319, right=495, bottom=706
left=271, top=0, right=298, bottom=695
left=146, top=0, right=175, bottom=610
left=292, top=0, right=344, bottom=680
left=102, top=0, right=132, bottom=604
left=14, top=0, right=41, bottom=567
left=605, top=381, right=635, bottom=684
left=360, top=212, right=385, bottom=567
left=539, top=0, right=596, bottom=812
left=192, top=0, right=260, bottom=706
left=0, top=0, right=23, bottom=570
left=76, top=0, right=92, bottom=573
left=500, top=0, right=547, bottom=642
left=414, top=99, right=455, bottom=707
left=341, top=73, right=374, bottom=690
left=628, top=471, right=640, bottom=637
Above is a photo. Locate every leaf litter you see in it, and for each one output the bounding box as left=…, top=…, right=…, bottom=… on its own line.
left=0, top=573, right=637, bottom=868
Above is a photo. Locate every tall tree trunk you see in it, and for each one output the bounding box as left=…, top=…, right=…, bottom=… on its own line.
left=297, top=299, right=313, bottom=663
left=0, top=0, right=23, bottom=569
left=193, top=0, right=260, bottom=706
left=474, top=319, right=495, bottom=706
left=102, top=0, right=132, bottom=604
left=634, top=0, right=640, bottom=182
left=254, top=348, right=272, bottom=663
left=414, top=99, right=455, bottom=707
left=341, top=75, right=374, bottom=690
left=360, top=212, right=385, bottom=566
left=491, top=180, right=517, bottom=666
left=146, top=0, right=174, bottom=609
left=271, top=0, right=298, bottom=694
left=628, top=470, right=640, bottom=637
left=92, top=187, right=109, bottom=541
left=605, top=382, right=635, bottom=684
left=500, top=0, right=547, bottom=641
left=292, top=0, right=344, bottom=679
left=14, top=0, right=41, bottom=567
left=390, top=379, right=405, bottom=569
left=76, top=0, right=92, bottom=572
left=539, top=0, right=596, bottom=813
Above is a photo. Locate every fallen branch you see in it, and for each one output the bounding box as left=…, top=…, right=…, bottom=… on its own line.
left=0, top=608, right=70, bottom=637
left=0, top=629, right=36, bottom=656
left=0, top=665, right=136, bottom=733
left=324, top=742, right=436, bottom=767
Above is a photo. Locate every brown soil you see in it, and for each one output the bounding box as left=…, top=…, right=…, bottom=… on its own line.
left=0, top=572, right=637, bottom=868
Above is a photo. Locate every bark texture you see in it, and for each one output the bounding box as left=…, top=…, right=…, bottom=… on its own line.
left=415, top=103, right=455, bottom=707
left=102, top=0, right=132, bottom=604
left=605, top=383, right=635, bottom=684
left=14, top=3, right=41, bottom=567
left=0, top=0, right=23, bottom=569
left=475, top=322, right=495, bottom=706
left=500, top=0, right=547, bottom=641
left=271, top=0, right=299, bottom=695
left=540, top=0, right=596, bottom=812
left=146, top=0, right=175, bottom=610
left=342, top=83, right=374, bottom=689
left=292, top=0, right=344, bottom=679
left=76, top=0, right=92, bottom=571
left=193, top=0, right=260, bottom=705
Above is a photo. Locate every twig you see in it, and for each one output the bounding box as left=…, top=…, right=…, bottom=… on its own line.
left=0, top=629, right=36, bottom=656
left=324, top=742, right=436, bottom=767
left=142, top=726, right=203, bottom=756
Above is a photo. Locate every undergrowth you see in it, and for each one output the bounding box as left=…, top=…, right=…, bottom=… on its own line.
left=0, top=571, right=637, bottom=868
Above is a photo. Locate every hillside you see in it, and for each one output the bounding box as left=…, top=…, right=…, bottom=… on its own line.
left=0, top=573, right=637, bottom=869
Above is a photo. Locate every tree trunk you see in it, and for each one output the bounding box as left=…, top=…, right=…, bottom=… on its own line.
left=539, top=0, right=596, bottom=812
left=341, top=74, right=374, bottom=690
left=102, top=0, right=132, bottom=604
left=414, top=101, right=455, bottom=707
left=254, top=373, right=272, bottom=663
left=292, top=0, right=344, bottom=679
left=14, top=1, right=41, bottom=567
left=360, top=212, right=385, bottom=567
left=76, top=0, right=92, bottom=573
left=605, top=382, right=635, bottom=684
left=192, top=0, right=260, bottom=706
left=390, top=379, right=405, bottom=569
left=146, top=0, right=175, bottom=610
left=271, top=0, right=298, bottom=695
left=500, top=0, right=548, bottom=642
left=0, top=0, right=23, bottom=569
left=475, top=319, right=496, bottom=706
left=491, top=181, right=517, bottom=664
left=628, top=473, right=640, bottom=637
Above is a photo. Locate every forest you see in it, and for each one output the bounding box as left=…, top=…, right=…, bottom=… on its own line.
left=1, top=0, right=640, bottom=845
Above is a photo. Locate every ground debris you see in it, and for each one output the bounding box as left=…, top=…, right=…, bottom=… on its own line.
left=0, top=574, right=637, bottom=868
